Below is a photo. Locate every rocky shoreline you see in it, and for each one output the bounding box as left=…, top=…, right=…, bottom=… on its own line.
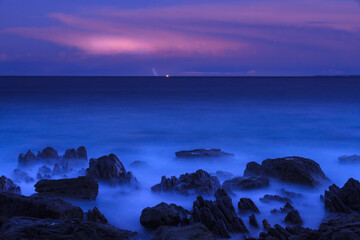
left=1, top=147, right=360, bottom=239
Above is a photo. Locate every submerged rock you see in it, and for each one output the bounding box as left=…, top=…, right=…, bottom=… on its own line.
left=244, top=156, right=329, bottom=187
left=175, top=149, right=234, bottom=159
left=86, top=154, right=138, bottom=186
left=13, top=169, right=34, bottom=183
left=324, top=178, right=360, bottom=213
left=0, top=192, right=84, bottom=219
left=129, top=161, right=147, bottom=169
left=37, top=165, right=52, bottom=180
left=260, top=194, right=292, bottom=204
left=223, top=176, right=269, bottom=192
left=271, top=202, right=294, bottom=214
left=284, top=210, right=303, bottom=225
left=338, top=155, right=360, bottom=164
left=151, top=169, right=220, bottom=196
left=140, top=202, right=191, bottom=229
left=37, top=147, right=59, bottom=164
left=215, top=171, right=234, bottom=181
left=34, top=176, right=98, bottom=200
left=249, top=214, right=259, bottom=228
left=152, top=223, right=215, bottom=240
left=0, top=217, right=137, bottom=240
left=279, top=188, right=302, bottom=199
left=192, top=189, right=248, bottom=238
left=238, top=198, right=260, bottom=215
left=0, top=176, right=21, bottom=194
left=85, top=207, right=108, bottom=224
left=61, top=146, right=88, bottom=170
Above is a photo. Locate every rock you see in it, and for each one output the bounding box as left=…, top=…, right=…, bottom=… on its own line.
left=86, top=154, right=138, bottom=186
left=192, top=188, right=248, bottom=238
left=0, top=176, right=21, bottom=194
left=271, top=202, right=294, bottom=214
left=18, top=150, right=37, bottom=168
left=238, top=198, right=260, bottom=215
left=37, top=165, right=52, bottom=180
left=13, top=169, right=34, bottom=183
left=129, top=161, right=147, bottom=168
left=222, top=176, right=269, bottom=192
left=175, top=149, right=234, bottom=159
left=260, top=194, right=292, bottom=204
left=0, top=217, right=137, bottom=240
left=61, top=146, right=88, bottom=170
left=37, top=147, right=59, bottom=164
left=52, top=163, right=64, bottom=176
left=0, top=192, right=84, bottom=219
left=215, top=171, right=234, bottom=181
left=249, top=214, right=259, bottom=228
left=140, top=202, right=191, bottom=229
left=152, top=223, right=215, bottom=240
left=85, top=207, right=108, bottom=224
left=284, top=210, right=303, bottom=225
left=244, top=156, right=329, bottom=187
left=262, top=219, right=271, bottom=230
left=151, top=169, right=220, bottom=196
left=279, top=188, right=302, bottom=199
left=339, top=155, right=360, bottom=164
left=34, top=176, right=98, bottom=200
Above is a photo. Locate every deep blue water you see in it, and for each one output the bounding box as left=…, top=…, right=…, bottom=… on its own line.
left=0, top=76, right=360, bottom=238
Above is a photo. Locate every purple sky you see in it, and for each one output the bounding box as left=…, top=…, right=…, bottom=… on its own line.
left=0, top=0, right=359, bottom=76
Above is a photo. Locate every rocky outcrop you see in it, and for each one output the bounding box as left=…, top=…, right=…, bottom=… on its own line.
left=18, top=150, right=37, bottom=168
left=339, top=155, right=360, bottom=164
left=152, top=223, right=215, bottom=240
left=271, top=202, right=294, bottom=214
left=0, top=217, right=137, bottom=240
left=140, top=202, right=191, bottom=229
left=85, top=207, right=108, bottom=224
left=37, top=147, right=59, bottom=164
left=238, top=198, right=260, bottom=215
left=151, top=169, right=220, bottom=196
left=284, top=210, right=303, bottom=225
left=260, top=194, right=292, bottom=204
left=279, top=188, right=302, bottom=199
left=37, top=165, right=52, bottom=180
left=61, top=146, right=88, bottom=170
left=13, top=169, right=34, bottom=183
left=0, top=192, right=84, bottom=219
left=0, top=176, right=21, bottom=194
left=244, top=156, right=329, bottom=187
left=192, top=189, right=248, bottom=238
left=34, top=176, right=98, bottom=200
left=175, top=149, right=234, bottom=159
left=86, top=154, right=138, bottom=186
left=222, top=176, right=269, bottom=192
left=215, top=171, right=234, bottom=181
left=249, top=214, right=259, bottom=228
left=324, top=178, right=360, bottom=213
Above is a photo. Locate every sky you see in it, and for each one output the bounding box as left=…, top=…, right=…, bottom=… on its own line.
left=0, top=0, right=359, bottom=76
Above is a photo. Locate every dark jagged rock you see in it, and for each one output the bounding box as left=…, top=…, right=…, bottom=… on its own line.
left=140, top=202, right=191, bottom=229
left=13, top=169, right=34, bottom=183
left=284, top=210, right=303, bottom=225
left=262, top=219, right=271, bottom=230
left=223, top=176, right=269, bottom=192
left=192, top=188, right=248, bottom=238
left=0, top=192, right=84, bottom=219
left=271, top=202, right=294, bottom=214
left=52, top=163, right=64, bottom=176
left=34, top=176, right=98, bottom=200
left=238, top=198, right=260, bottom=215
left=279, top=188, right=302, bottom=199
left=18, top=150, right=37, bottom=168
left=151, top=169, right=220, bottom=196
left=0, top=217, right=137, bottom=240
left=85, top=207, right=108, bottom=224
left=175, top=149, right=234, bottom=159
left=86, top=154, right=138, bottom=186
left=37, top=147, right=59, bottom=164
left=215, top=171, right=234, bottom=181
left=260, top=194, right=292, bottom=204
left=339, top=155, right=360, bottom=164
left=37, top=165, right=52, bottom=180
left=249, top=214, right=259, bottom=228
left=324, top=178, right=360, bottom=213
left=0, top=176, right=21, bottom=194
left=61, top=146, right=88, bottom=170
left=244, top=156, right=329, bottom=187
left=152, top=223, right=215, bottom=240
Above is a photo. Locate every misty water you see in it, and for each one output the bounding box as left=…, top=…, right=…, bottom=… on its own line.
left=0, top=76, right=360, bottom=239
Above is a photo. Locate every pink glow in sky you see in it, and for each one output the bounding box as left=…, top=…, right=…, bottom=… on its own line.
left=0, top=0, right=359, bottom=75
